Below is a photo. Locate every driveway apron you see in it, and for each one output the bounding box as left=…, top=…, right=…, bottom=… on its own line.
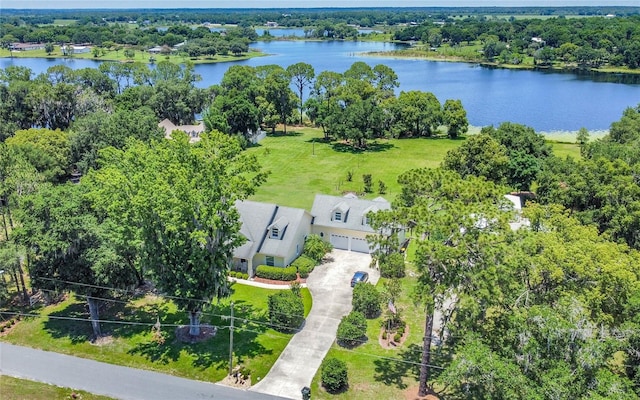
left=250, top=250, right=376, bottom=399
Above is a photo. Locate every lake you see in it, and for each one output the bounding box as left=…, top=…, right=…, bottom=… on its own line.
left=2, top=40, right=639, bottom=132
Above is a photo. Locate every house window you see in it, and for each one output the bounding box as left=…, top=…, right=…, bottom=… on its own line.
left=271, top=227, right=279, bottom=239
left=334, top=211, right=342, bottom=221
left=363, top=215, right=370, bottom=225
left=266, top=256, right=275, bottom=266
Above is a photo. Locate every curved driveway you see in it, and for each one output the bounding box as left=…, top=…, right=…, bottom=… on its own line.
left=250, top=250, right=376, bottom=399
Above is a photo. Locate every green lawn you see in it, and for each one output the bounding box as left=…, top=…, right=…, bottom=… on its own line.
left=0, top=46, right=266, bottom=65
left=247, top=127, right=580, bottom=210
left=1, top=283, right=309, bottom=384
left=0, top=376, right=113, bottom=400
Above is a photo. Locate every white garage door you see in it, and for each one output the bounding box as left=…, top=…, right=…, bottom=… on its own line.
left=350, top=237, right=371, bottom=253
left=330, top=234, right=349, bottom=250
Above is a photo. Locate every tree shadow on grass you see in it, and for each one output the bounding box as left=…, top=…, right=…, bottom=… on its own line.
left=373, top=342, right=452, bottom=390
left=268, top=130, right=303, bottom=137
left=331, top=141, right=394, bottom=154
left=43, top=301, right=94, bottom=344
left=373, top=343, right=422, bottom=389
left=127, top=300, right=272, bottom=371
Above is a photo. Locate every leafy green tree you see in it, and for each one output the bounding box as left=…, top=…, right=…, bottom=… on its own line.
left=352, top=283, right=381, bottom=318
left=44, top=42, right=54, bottom=55
left=286, top=62, right=315, bottom=125
left=387, top=168, right=511, bottom=397
left=388, top=91, right=441, bottom=138
left=87, top=132, right=266, bottom=336
left=442, top=99, right=468, bottom=139
left=442, top=134, right=509, bottom=184
left=268, top=289, right=304, bottom=332
left=336, top=311, right=367, bottom=347
left=260, top=65, right=297, bottom=134
left=16, top=183, right=138, bottom=338
left=6, top=128, right=70, bottom=183
left=321, top=358, right=348, bottom=393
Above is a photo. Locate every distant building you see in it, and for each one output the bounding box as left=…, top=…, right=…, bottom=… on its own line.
left=265, top=21, right=279, bottom=28
left=10, top=42, right=46, bottom=51
left=71, top=45, right=90, bottom=54
left=158, top=119, right=205, bottom=143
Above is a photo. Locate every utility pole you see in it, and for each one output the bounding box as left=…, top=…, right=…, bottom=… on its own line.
left=228, top=301, right=234, bottom=376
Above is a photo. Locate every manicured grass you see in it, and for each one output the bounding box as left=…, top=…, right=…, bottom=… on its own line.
left=247, top=127, right=581, bottom=209
left=0, top=375, right=114, bottom=400
left=1, top=283, right=309, bottom=384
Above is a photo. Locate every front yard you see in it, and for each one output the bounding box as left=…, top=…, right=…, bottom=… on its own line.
left=1, top=283, right=311, bottom=384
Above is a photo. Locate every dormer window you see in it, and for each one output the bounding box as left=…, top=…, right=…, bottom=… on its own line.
left=362, top=214, right=370, bottom=225
left=331, top=201, right=349, bottom=222
left=271, top=227, right=279, bottom=239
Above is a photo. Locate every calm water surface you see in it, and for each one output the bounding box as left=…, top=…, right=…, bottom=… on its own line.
left=2, top=40, right=638, bottom=131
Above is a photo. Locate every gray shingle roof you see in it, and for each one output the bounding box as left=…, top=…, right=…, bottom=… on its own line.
left=234, top=200, right=310, bottom=260
left=311, top=194, right=391, bottom=233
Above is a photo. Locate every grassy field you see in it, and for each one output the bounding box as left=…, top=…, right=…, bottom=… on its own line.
left=0, top=376, right=114, bottom=400
left=0, top=46, right=266, bottom=65
left=247, top=127, right=581, bottom=210
left=1, top=283, right=310, bottom=384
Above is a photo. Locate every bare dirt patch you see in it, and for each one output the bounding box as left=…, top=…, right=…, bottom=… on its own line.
left=175, top=324, right=217, bottom=343
left=219, top=369, right=252, bottom=389
left=403, top=385, right=440, bottom=400
left=91, top=335, right=114, bottom=346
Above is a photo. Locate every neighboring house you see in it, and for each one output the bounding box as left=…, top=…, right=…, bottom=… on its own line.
left=158, top=119, right=205, bottom=143
left=504, top=194, right=531, bottom=231
left=310, top=194, right=396, bottom=253
left=72, top=45, right=90, bottom=54
left=10, top=43, right=46, bottom=51
left=233, top=200, right=312, bottom=277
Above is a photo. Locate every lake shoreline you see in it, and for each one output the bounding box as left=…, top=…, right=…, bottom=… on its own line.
left=362, top=49, right=640, bottom=76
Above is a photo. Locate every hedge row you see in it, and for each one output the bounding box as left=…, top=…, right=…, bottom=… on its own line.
left=229, top=271, right=249, bottom=280
left=255, top=265, right=297, bottom=281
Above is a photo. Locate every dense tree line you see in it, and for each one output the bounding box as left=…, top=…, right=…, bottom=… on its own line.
left=395, top=15, right=640, bottom=69
left=0, top=20, right=254, bottom=58
left=371, top=104, right=640, bottom=398
left=3, top=7, right=639, bottom=28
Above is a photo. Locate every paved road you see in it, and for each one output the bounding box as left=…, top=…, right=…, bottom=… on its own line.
left=250, top=250, right=375, bottom=399
left=0, top=342, right=285, bottom=400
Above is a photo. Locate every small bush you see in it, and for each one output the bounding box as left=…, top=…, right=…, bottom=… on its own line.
left=256, top=265, right=297, bottom=281
left=321, top=357, right=348, bottom=393
left=379, top=252, right=406, bottom=278
left=268, top=290, right=305, bottom=332
left=337, top=311, right=367, bottom=348
left=378, top=180, right=387, bottom=194
left=363, top=174, right=373, bottom=193
left=394, top=333, right=402, bottom=342
left=229, top=271, right=238, bottom=278
left=241, top=273, right=249, bottom=280
left=292, top=255, right=316, bottom=277
left=352, top=283, right=382, bottom=318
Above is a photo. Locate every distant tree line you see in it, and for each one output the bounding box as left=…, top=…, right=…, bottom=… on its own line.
left=395, top=15, right=640, bottom=69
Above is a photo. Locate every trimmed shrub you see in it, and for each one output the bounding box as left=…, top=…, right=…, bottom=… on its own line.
left=321, top=357, right=348, bottom=393
left=303, top=234, right=333, bottom=263
left=379, top=252, right=406, bottom=278
left=352, top=282, right=382, bottom=318
left=394, top=333, right=402, bottom=342
left=336, top=311, right=367, bottom=348
left=292, top=255, right=316, bottom=278
left=268, top=290, right=305, bottom=332
left=256, top=265, right=297, bottom=281
left=241, top=273, right=249, bottom=280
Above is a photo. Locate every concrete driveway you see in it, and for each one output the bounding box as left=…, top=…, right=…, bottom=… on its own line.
left=250, top=249, right=377, bottom=399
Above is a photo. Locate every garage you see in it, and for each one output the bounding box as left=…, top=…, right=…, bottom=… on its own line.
left=330, top=234, right=349, bottom=250
left=350, top=237, right=371, bottom=253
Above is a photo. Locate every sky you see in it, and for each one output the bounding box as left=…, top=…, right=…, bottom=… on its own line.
left=1, top=0, right=638, bottom=9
